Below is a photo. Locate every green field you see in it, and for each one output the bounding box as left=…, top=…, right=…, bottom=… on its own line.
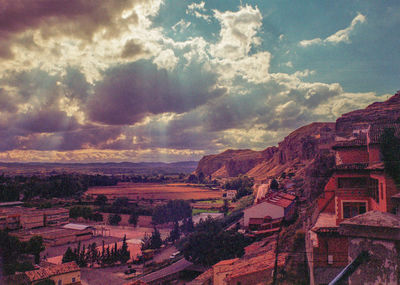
left=192, top=208, right=220, bottom=215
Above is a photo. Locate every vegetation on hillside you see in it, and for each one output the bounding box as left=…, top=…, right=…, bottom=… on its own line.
left=380, top=128, right=400, bottom=184
left=0, top=174, right=117, bottom=202
left=182, top=217, right=250, bottom=267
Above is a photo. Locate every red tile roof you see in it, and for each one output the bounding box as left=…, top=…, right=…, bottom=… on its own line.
left=25, top=261, right=80, bottom=282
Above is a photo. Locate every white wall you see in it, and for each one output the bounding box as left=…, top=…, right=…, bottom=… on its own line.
left=243, top=202, right=284, bottom=227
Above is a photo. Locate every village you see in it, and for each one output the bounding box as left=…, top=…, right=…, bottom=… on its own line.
left=1, top=111, right=400, bottom=285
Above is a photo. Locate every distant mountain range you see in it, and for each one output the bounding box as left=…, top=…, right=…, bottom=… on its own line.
left=0, top=161, right=199, bottom=175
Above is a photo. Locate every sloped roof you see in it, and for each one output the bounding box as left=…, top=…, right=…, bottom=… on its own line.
left=340, top=210, right=400, bottom=229
left=63, top=223, right=94, bottom=230
left=25, top=261, right=80, bottom=282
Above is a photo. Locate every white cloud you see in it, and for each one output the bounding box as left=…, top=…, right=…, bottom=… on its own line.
left=299, top=13, right=366, bottom=47
left=211, top=5, right=263, bottom=60
left=186, top=1, right=211, bottom=22
left=172, top=19, right=191, bottom=32
left=153, top=49, right=179, bottom=71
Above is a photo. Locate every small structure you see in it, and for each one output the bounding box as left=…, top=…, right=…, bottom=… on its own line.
left=192, top=213, right=224, bottom=225
left=23, top=261, right=81, bottom=285
left=337, top=211, right=400, bottom=284
left=243, top=192, right=296, bottom=228
left=222, top=190, right=237, bottom=200
left=11, top=224, right=94, bottom=246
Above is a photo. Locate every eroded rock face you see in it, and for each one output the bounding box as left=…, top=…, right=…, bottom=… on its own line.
left=195, top=148, right=276, bottom=178
left=195, top=122, right=335, bottom=181
left=336, top=91, right=400, bottom=136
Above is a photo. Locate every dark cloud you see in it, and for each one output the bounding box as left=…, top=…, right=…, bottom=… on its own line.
left=15, top=109, right=80, bottom=133
left=121, top=39, right=148, bottom=58
left=87, top=61, right=225, bottom=125
left=63, top=67, right=91, bottom=100
left=0, top=0, right=140, bottom=58
left=0, top=89, right=18, bottom=113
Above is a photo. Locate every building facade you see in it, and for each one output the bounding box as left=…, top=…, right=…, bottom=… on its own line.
left=306, top=123, right=400, bottom=285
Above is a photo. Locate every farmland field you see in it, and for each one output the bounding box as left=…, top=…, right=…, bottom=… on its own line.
left=86, top=182, right=223, bottom=201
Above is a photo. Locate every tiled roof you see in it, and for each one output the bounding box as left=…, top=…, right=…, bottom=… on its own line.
left=25, top=261, right=80, bottom=282
left=226, top=250, right=287, bottom=280
left=340, top=210, right=400, bottom=228
left=256, top=192, right=296, bottom=208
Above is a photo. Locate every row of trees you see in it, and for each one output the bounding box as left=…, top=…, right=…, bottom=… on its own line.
left=152, top=200, right=192, bottom=224
left=62, top=236, right=130, bottom=267
left=69, top=206, right=103, bottom=221
left=0, top=231, right=45, bottom=275
left=0, top=174, right=118, bottom=202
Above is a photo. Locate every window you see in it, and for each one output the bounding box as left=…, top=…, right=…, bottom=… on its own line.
left=343, top=202, right=367, bottom=219
left=338, top=177, right=367, bottom=188
left=72, top=277, right=76, bottom=282
left=327, top=255, right=334, bottom=265
left=369, top=178, right=379, bottom=203
left=58, top=280, right=62, bottom=285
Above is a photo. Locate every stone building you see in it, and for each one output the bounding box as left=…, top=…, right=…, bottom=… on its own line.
left=306, top=123, right=400, bottom=285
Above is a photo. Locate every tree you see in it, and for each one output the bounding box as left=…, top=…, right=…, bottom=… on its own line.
left=91, top=212, right=103, bottom=222
left=94, top=194, right=108, bottom=207
left=169, top=221, right=180, bottom=242
left=119, top=235, right=130, bottom=264
left=223, top=176, right=254, bottom=199
left=27, top=235, right=45, bottom=264
left=129, top=210, right=139, bottom=227
left=270, top=178, right=279, bottom=191
left=108, top=214, right=121, bottom=225
left=183, top=218, right=249, bottom=267
left=62, top=247, right=76, bottom=263
left=222, top=199, right=229, bottom=216
left=380, top=128, right=400, bottom=184
left=150, top=227, right=162, bottom=249
left=152, top=200, right=192, bottom=225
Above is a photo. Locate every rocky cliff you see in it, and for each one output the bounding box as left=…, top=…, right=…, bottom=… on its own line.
left=336, top=91, right=400, bottom=136
left=196, top=122, right=336, bottom=182
left=196, top=91, right=400, bottom=198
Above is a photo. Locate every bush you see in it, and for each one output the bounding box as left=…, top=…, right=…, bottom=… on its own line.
left=108, top=214, right=121, bottom=225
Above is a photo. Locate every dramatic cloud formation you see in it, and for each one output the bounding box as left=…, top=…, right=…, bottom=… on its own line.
left=0, top=1, right=397, bottom=162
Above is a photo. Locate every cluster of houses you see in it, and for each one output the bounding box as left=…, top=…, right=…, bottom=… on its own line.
left=306, top=122, right=400, bottom=284
left=0, top=204, right=97, bottom=247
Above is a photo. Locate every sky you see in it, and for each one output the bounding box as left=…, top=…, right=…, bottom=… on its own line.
left=0, top=0, right=399, bottom=163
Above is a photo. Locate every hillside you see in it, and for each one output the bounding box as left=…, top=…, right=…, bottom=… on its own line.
left=196, top=122, right=335, bottom=183
left=195, top=91, right=400, bottom=199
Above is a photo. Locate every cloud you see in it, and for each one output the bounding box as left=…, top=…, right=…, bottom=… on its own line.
left=212, top=5, right=262, bottom=59
left=121, top=39, right=148, bottom=59
left=172, top=19, right=191, bottom=32
left=299, top=13, right=366, bottom=47
left=86, top=60, right=225, bottom=125
left=186, top=1, right=211, bottom=22
left=0, top=0, right=144, bottom=59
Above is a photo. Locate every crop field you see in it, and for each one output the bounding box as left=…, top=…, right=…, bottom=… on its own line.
left=86, top=182, right=223, bottom=201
